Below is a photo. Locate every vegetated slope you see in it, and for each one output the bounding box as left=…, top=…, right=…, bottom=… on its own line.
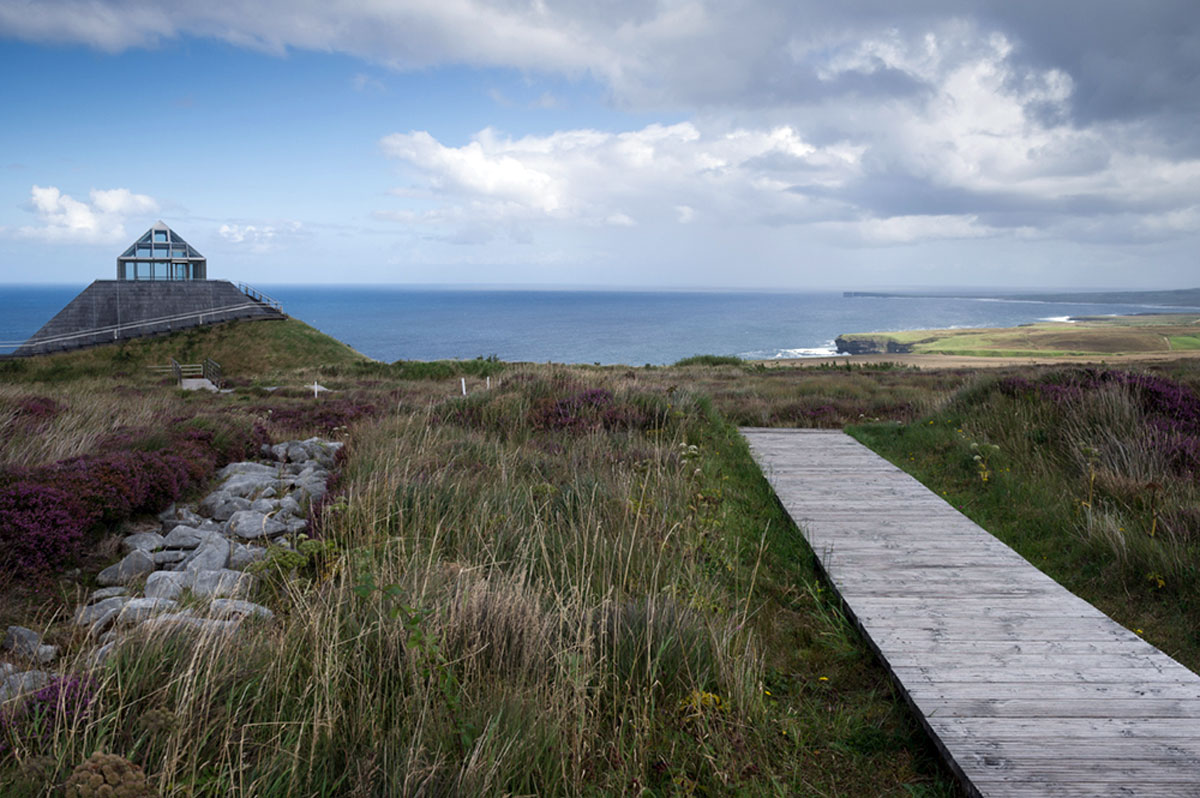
left=851, top=360, right=1200, bottom=672
left=837, top=315, right=1200, bottom=357
left=0, top=317, right=367, bottom=384
left=0, top=363, right=960, bottom=796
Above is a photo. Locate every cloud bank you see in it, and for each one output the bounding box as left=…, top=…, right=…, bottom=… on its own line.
left=18, top=185, right=158, bottom=243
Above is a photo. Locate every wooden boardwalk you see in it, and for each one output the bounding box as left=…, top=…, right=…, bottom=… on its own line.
left=742, top=428, right=1200, bottom=798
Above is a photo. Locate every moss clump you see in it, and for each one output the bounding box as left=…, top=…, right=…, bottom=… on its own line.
left=63, top=752, right=157, bottom=798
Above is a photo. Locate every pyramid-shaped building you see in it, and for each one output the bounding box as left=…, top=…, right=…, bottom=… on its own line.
left=14, top=223, right=284, bottom=356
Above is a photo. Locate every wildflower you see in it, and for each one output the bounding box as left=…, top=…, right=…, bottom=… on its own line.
left=818, top=676, right=829, bottom=682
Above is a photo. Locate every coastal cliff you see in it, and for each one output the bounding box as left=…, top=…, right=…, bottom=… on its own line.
left=834, top=334, right=914, bottom=355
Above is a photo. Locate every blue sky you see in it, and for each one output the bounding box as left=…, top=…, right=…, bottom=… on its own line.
left=1, top=1, right=1198, bottom=289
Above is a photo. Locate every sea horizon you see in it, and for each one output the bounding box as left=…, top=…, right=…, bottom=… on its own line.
left=4, top=283, right=1199, bottom=365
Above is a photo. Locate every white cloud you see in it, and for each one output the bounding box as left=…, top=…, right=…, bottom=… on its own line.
left=17, top=185, right=158, bottom=243
left=379, top=122, right=860, bottom=239
left=217, top=220, right=303, bottom=251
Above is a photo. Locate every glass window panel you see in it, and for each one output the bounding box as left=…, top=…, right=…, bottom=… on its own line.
left=154, top=231, right=168, bottom=243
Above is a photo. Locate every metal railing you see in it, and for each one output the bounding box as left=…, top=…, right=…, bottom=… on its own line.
left=8, top=301, right=271, bottom=353
left=203, top=358, right=222, bottom=387
left=236, top=283, right=283, bottom=311
left=154, top=358, right=221, bottom=387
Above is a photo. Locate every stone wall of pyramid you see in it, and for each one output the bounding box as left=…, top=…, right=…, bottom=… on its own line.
left=15, top=280, right=285, bottom=356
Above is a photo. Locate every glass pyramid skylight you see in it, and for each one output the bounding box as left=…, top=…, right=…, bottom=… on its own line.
left=116, top=221, right=207, bottom=280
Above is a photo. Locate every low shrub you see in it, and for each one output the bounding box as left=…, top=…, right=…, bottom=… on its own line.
left=0, top=415, right=266, bottom=578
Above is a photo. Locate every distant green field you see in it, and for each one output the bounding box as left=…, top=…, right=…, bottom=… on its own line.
left=838, top=315, right=1200, bottom=357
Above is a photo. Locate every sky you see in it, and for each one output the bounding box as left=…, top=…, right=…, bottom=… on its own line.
left=0, top=1, right=1198, bottom=290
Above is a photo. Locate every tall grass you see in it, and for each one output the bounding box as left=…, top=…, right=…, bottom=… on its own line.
left=2, top=367, right=956, bottom=795
left=853, top=365, right=1200, bottom=669
left=0, top=383, right=184, bottom=469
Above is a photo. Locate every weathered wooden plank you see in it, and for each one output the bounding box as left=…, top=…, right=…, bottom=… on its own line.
left=913, top=697, right=1200, bottom=718
left=741, top=427, right=1200, bottom=798
left=904, top=681, right=1200, bottom=700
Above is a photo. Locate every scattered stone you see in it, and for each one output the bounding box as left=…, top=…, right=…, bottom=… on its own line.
left=228, top=543, right=268, bottom=571
left=2, top=626, right=56, bottom=663
left=280, top=495, right=304, bottom=517
left=250, top=497, right=279, bottom=514
left=198, top=489, right=234, bottom=517
left=139, top=612, right=238, bottom=636
left=181, top=532, right=230, bottom=572
left=144, top=571, right=188, bottom=600
left=287, top=443, right=310, bottom=464
left=88, top=587, right=128, bottom=602
left=227, top=510, right=287, bottom=540
left=122, top=532, right=165, bottom=553
left=76, top=596, right=131, bottom=625
left=210, top=495, right=251, bottom=521
left=271, top=443, right=290, bottom=462
left=218, top=461, right=280, bottom=480
left=96, top=550, right=155, bottom=586
left=209, top=599, right=274, bottom=621
left=88, top=641, right=116, bottom=666
left=188, top=569, right=256, bottom=599
left=260, top=485, right=277, bottom=498
left=153, top=550, right=188, bottom=565
left=117, top=598, right=179, bottom=625
left=286, top=519, right=308, bottom=535
left=162, top=525, right=205, bottom=549
left=157, top=503, right=179, bottom=521
left=161, top=506, right=206, bottom=533
left=87, top=607, right=122, bottom=637
left=0, top=670, right=52, bottom=702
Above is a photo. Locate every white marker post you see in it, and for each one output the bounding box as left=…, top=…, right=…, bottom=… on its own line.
left=486, top=376, right=491, bottom=390
left=461, top=377, right=467, bottom=396
left=313, top=380, right=319, bottom=399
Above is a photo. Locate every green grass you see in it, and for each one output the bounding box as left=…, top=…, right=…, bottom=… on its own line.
left=837, top=315, right=1200, bottom=357
left=1169, top=335, right=1200, bottom=351
left=673, top=354, right=745, bottom=367
left=850, top=367, right=1200, bottom=672
left=0, top=318, right=367, bottom=385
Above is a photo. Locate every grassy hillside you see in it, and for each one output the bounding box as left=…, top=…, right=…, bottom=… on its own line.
left=0, top=318, right=368, bottom=384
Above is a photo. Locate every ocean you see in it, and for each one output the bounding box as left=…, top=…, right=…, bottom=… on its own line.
left=2, top=284, right=1195, bottom=365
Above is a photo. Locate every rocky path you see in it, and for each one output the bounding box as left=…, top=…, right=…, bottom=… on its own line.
left=1, top=437, right=340, bottom=702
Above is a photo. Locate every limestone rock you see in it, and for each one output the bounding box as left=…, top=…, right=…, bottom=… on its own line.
left=227, top=510, right=286, bottom=540
left=139, top=612, right=238, bottom=637
left=2, top=626, right=57, bottom=663
left=181, top=532, right=230, bottom=573
left=116, top=598, right=179, bottom=625
left=188, top=569, right=256, bottom=599
left=76, top=596, right=131, bottom=625
left=145, top=571, right=188, bottom=600
left=162, top=525, right=205, bottom=549
left=88, top=587, right=128, bottom=602
left=0, top=670, right=52, bottom=702
left=153, top=550, right=188, bottom=565
left=228, top=543, right=268, bottom=571
left=209, top=599, right=274, bottom=621
left=122, top=532, right=164, bottom=553
left=97, top=550, right=155, bottom=586
left=198, top=489, right=233, bottom=517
